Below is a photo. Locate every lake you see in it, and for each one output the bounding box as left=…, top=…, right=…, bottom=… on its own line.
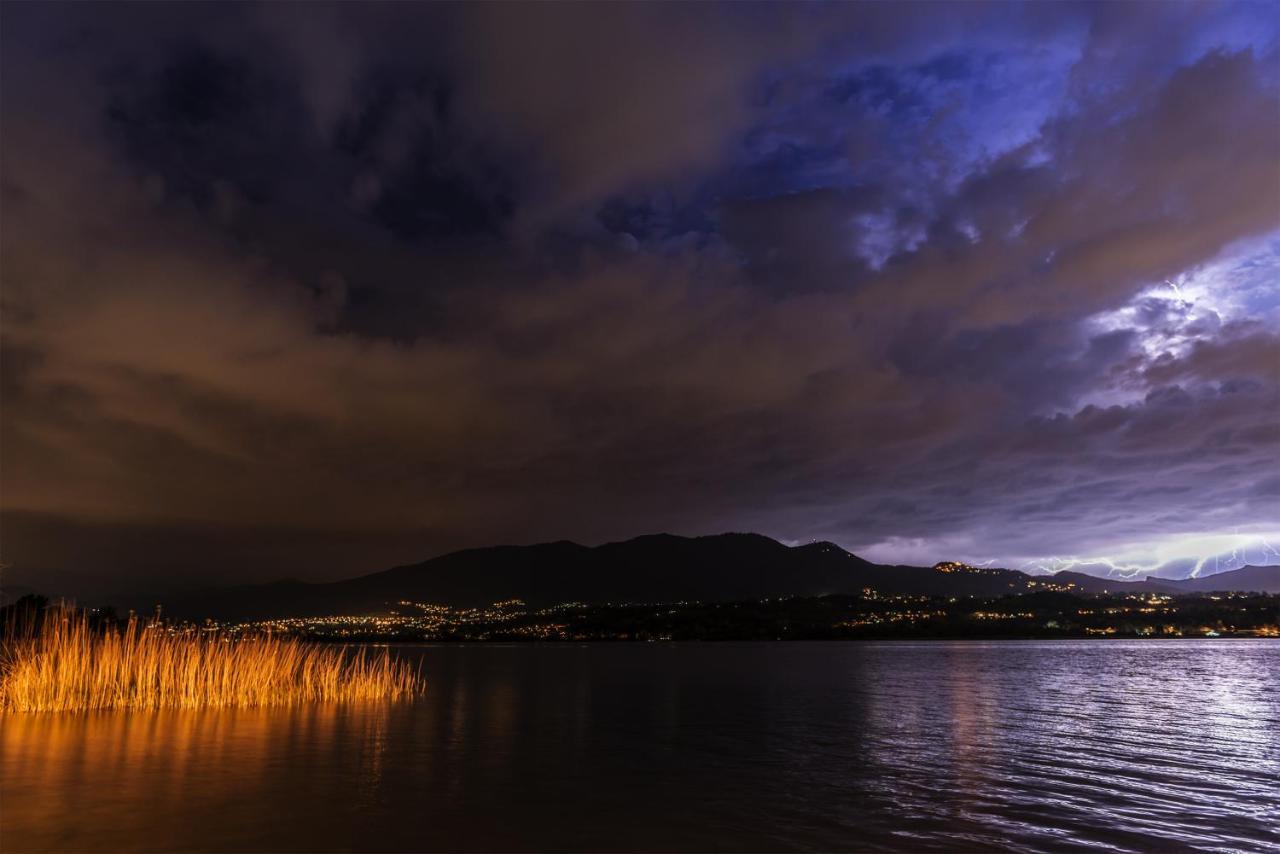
left=4, top=641, right=1279, bottom=852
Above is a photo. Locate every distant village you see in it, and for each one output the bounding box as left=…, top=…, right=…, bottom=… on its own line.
left=224, top=588, right=1279, bottom=642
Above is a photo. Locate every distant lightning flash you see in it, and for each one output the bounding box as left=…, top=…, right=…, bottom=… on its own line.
left=1190, top=534, right=1280, bottom=578
left=1164, top=278, right=1189, bottom=303
left=1024, top=533, right=1280, bottom=580
left=1021, top=555, right=1147, bottom=579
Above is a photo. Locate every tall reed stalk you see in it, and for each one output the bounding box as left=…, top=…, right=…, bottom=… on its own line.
left=1, top=609, right=422, bottom=713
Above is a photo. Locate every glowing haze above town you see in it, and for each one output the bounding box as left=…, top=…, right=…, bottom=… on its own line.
left=1, top=2, right=1277, bottom=598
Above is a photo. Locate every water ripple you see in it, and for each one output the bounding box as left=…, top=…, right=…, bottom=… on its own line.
left=2, top=640, right=1278, bottom=852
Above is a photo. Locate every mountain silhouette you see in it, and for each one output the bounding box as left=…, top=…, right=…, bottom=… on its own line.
left=161, top=533, right=1280, bottom=620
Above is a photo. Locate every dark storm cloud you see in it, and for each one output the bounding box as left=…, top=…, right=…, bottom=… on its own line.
left=1, top=1, right=1277, bottom=595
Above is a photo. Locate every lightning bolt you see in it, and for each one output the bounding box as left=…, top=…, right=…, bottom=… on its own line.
left=1164, top=278, right=1188, bottom=303
left=1189, top=534, right=1280, bottom=578
left=1022, top=555, right=1148, bottom=578
left=1028, top=534, right=1280, bottom=581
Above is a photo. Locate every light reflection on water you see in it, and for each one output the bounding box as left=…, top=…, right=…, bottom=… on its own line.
left=3, top=641, right=1278, bottom=852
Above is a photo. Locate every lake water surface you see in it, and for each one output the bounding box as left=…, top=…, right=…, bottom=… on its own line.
left=4, top=641, right=1279, bottom=852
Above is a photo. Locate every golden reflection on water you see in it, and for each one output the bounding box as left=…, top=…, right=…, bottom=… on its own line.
left=2, top=644, right=1276, bottom=853
left=2, top=702, right=398, bottom=853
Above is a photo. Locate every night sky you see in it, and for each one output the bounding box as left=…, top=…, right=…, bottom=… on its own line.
left=2, top=2, right=1277, bottom=599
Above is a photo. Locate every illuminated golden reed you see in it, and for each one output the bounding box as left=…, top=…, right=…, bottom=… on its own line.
left=0, top=610, right=422, bottom=713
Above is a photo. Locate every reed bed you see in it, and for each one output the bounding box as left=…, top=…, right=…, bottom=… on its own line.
left=1, top=609, right=422, bottom=713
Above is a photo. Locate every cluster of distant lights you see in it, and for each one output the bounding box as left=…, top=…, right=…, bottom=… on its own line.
left=239, top=598, right=717, bottom=640
left=192, top=583, right=1280, bottom=640
left=933, top=561, right=1077, bottom=591
left=224, top=548, right=1269, bottom=639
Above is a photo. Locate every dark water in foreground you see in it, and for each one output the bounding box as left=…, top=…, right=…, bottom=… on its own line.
left=4, top=641, right=1279, bottom=852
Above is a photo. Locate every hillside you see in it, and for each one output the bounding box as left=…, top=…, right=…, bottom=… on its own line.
left=160, top=534, right=1280, bottom=621
left=162, top=534, right=1022, bottom=619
